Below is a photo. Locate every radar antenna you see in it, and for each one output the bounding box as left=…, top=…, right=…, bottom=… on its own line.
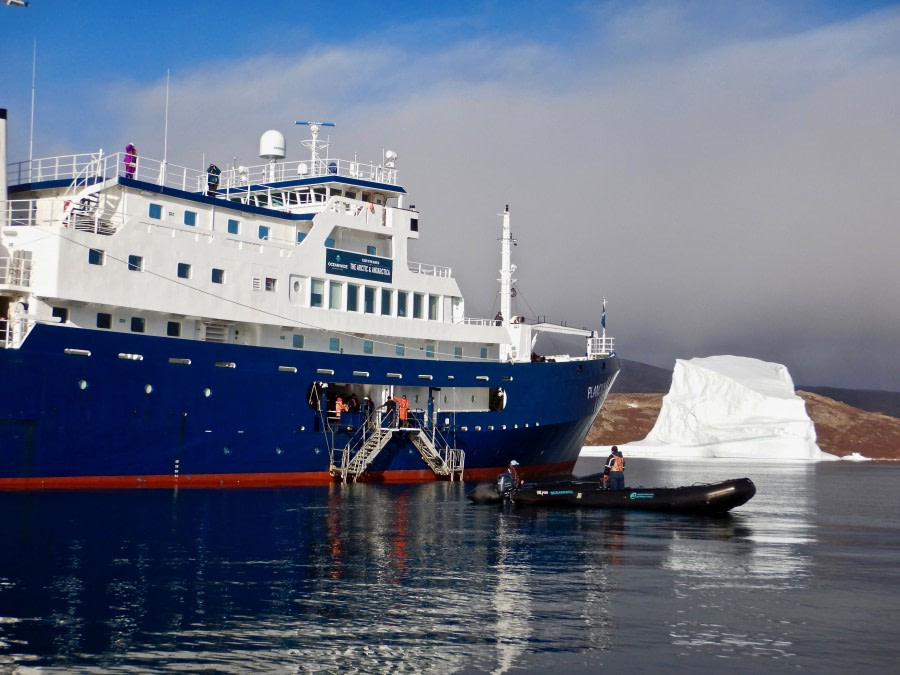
left=295, top=121, right=335, bottom=174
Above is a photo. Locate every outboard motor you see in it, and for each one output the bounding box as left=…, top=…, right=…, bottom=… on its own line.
left=496, top=470, right=516, bottom=499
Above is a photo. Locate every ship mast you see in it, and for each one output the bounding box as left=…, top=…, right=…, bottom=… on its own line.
left=498, top=206, right=516, bottom=358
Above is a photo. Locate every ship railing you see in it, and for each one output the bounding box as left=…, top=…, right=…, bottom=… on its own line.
left=0, top=256, right=33, bottom=291
left=587, top=336, right=615, bottom=358
left=408, top=261, right=453, bottom=278
left=8, top=152, right=400, bottom=191
left=0, top=316, right=58, bottom=350
left=2, top=198, right=123, bottom=234
left=455, top=317, right=501, bottom=326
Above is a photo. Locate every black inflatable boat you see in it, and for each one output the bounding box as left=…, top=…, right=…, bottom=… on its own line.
left=468, top=473, right=756, bottom=514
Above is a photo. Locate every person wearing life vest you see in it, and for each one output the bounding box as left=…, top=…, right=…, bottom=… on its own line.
left=604, top=446, right=625, bottom=490
left=508, top=459, right=522, bottom=486
left=395, top=394, right=409, bottom=427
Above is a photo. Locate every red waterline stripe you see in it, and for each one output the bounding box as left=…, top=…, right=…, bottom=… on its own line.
left=0, top=461, right=577, bottom=491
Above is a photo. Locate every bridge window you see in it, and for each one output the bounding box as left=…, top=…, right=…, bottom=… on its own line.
left=127, top=255, right=143, bottom=272
left=428, top=294, right=439, bottom=321
left=88, top=248, right=105, bottom=266
left=364, top=286, right=375, bottom=314
left=311, top=279, right=324, bottom=307
left=413, top=293, right=423, bottom=319
left=96, top=313, right=112, bottom=329
left=397, top=291, right=408, bottom=318
left=347, top=284, right=359, bottom=312
left=329, top=281, right=342, bottom=310
left=184, top=211, right=197, bottom=227
left=381, top=289, right=392, bottom=316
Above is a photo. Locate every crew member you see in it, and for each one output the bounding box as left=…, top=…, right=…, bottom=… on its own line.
left=604, top=446, right=625, bottom=490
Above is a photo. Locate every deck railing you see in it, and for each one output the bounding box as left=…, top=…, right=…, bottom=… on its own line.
left=7, top=151, right=400, bottom=192
left=0, top=256, right=33, bottom=290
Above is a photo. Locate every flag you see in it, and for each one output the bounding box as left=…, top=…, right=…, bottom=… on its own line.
left=601, top=298, right=607, bottom=329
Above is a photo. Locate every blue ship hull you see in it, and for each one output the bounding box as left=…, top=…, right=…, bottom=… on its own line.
left=0, top=325, right=618, bottom=488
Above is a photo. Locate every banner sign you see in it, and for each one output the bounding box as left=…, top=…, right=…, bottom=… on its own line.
left=326, top=248, right=393, bottom=283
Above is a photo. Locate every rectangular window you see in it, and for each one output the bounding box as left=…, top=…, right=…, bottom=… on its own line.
left=347, top=284, right=359, bottom=312
left=310, top=278, right=324, bottom=308
left=131, top=317, right=145, bottom=333
left=184, top=211, right=197, bottom=227
left=454, top=346, right=463, bottom=359
left=396, top=343, right=405, bottom=356
left=397, top=291, right=408, bottom=318
left=88, top=248, right=105, bottom=266
left=177, top=262, right=191, bottom=279
left=265, top=277, right=277, bottom=292
left=96, top=313, right=112, bottom=329
left=329, top=337, right=341, bottom=352
left=258, top=225, right=269, bottom=240
left=52, top=307, right=68, bottom=324
left=293, top=334, right=304, bottom=349
left=167, top=321, right=181, bottom=337
left=364, top=286, right=375, bottom=314
left=425, top=344, right=435, bottom=358
left=428, top=294, right=439, bottom=321
left=413, top=293, right=423, bottom=319
left=227, top=219, right=239, bottom=235
left=127, top=254, right=143, bottom=272
left=381, top=288, right=392, bottom=316
left=149, top=203, right=162, bottom=220
left=364, top=340, right=374, bottom=354
left=297, top=231, right=306, bottom=243
left=325, top=237, right=335, bottom=248
left=367, top=245, right=376, bottom=255
left=329, top=281, right=342, bottom=310
left=481, top=347, right=489, bottom=359
left=211, top=268, right=225, bottom=284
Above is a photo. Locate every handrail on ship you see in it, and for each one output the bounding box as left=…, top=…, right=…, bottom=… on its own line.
left=7, top=151, right=400, bottom=191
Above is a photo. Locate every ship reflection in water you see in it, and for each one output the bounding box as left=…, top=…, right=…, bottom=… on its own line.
left=3, top=460, right=894, bottom=672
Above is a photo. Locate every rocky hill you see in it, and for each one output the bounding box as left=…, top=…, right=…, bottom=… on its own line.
left=588, top=391, right=900, bottom=460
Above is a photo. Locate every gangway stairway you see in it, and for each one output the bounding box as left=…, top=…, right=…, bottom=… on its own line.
left=331, top=424, right=465, bottom=484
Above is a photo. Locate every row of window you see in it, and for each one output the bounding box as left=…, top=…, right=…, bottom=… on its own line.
left=309, top=279, right=441, bottom=319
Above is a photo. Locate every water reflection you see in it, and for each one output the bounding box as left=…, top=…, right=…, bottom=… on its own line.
left=0, top=461, right=845, bottom=672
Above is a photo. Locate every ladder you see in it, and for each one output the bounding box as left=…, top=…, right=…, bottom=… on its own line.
left=409, top=430, right=465, bottom=481
left=337, top=427, right=395, bottom=483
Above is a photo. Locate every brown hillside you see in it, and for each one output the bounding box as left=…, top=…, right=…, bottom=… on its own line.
left=587, top=392, right=900, bottom=460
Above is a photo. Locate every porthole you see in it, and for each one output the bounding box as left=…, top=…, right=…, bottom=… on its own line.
left=293, top=280, right=301, bottom=293
left=144, top=384, right=153, bottom=394
left=275, top=446, right=283, bottom=455
left=203, top=388, right=212, bottom=397
left=223, top=446, right=231, bottom=455
left=78, top=379, right=88, bottom=390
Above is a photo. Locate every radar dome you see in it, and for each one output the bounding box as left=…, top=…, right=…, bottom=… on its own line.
left=259, top=130, right=286, bottom=161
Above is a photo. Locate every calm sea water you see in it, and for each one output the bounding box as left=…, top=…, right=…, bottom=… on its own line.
left=1, top=459, right=899, bottom=673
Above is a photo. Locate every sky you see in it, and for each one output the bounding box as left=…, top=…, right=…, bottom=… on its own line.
left=1, top=0, right=899, bottom=391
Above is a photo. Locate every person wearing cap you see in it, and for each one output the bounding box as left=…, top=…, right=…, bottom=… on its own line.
left=508, top=459, right=522, bottom=486
left=604, top=446, right=625, bottom=490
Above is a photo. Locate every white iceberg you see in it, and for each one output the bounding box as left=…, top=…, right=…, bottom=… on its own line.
left=584, top=355, right=838, bottom=461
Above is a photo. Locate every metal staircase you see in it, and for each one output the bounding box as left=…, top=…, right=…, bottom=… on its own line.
left=408, top=430, right=465, bottom=480
left=334, top=426, right=395, bottom=483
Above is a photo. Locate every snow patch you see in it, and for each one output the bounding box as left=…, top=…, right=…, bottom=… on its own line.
left=584, top=355, right=838, bottom=462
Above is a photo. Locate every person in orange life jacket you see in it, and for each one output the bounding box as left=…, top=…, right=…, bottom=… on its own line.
left=604, top=446, right=625, bottom=490
left=334, top=396, right=348, bottom=419
left=394, top=394, right=410, bottom=427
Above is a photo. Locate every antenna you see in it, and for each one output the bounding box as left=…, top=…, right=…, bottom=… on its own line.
left=295, top=121, right=335, bottom=174
left=29, top=38, right=35, bottom=162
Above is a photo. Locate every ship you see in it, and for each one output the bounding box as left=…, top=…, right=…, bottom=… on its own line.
left=0, top=108, right=619, bottom=488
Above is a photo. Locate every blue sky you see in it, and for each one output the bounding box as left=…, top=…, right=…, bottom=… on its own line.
left=2, top=1, right=899, bottom=390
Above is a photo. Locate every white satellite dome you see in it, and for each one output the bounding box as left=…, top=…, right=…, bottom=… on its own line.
left=259, top=130, right=286, bottom=161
